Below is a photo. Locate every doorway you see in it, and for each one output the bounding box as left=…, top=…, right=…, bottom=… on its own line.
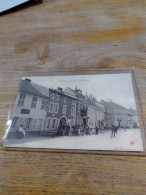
left=58, top=116, right=67, bottom=135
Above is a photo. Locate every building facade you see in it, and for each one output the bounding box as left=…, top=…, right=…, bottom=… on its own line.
left=101, top=100, right=134, bottom=128
left=8, top=79, right=77, bottom=138
left=8, top=78, right=50, bottom=138
left=101, top=100, right=114, bottom=128
left=87, top=97, right=104, bottom=130
left=7, top=79, right=138, bottom=139
left=44, top=88, right=77, bottom=135
left=128, top=109, right=139, bottom=128
left=64, top=87, right=88, bottom=127
left=64, top=88, right=105, bottom=130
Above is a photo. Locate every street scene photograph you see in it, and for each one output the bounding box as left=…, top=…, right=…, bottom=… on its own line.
left=3, top=73, right=143, bottom=151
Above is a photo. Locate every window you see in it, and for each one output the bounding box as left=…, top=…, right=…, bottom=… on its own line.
left=17, top=93, right=26, bottom=106
left=71, top=107, right=75, bottom=116
left=31, top=96, right=37, bottom=108
left=41, top=100, right=49, bottom=110
left=33, top=119, right=37, bottom=129
left=45, top=101, right=49, bottom=110
left=54, top=103, right=59, bottom=113
left=72, top=100, right=75, bottom=106
left=26, top=118, right=32, bottom=128
left=49, top=102, right=54, bottom=113
left=56, top=95, right=59, bottom=100
left=41, top=100, right=45, bottom=109
left=62, top=105, right=67, bottom=115
left=77, top=102, right=80, bottom=112
left=51, top=119, right=58, bottom=129
left=39, top=119, right=43, bottom=130
left=11, top=117, right=19, bottom=128
left=19, top=118, right=23, bottom=125
left=81, top=104, right=83, bottom=109
left=64, top=97, right=67, bottom=104
left=47, top=118, right=52, bottom=129
left=52, top=119, right=56, bottom=129
left=55, top=120, right=58, bottom=129
left=51, top=93, right=55, bottom=99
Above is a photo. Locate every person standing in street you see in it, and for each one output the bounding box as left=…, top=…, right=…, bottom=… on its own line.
left=85, top=125, right=90, bottom=135
left=66, top=123, right=70, bottom=136
left=18, top=124, right=26, bottom=139
left=96, top=126, right=99, bottom=135
left=72, top=124, right=76, bottom=136
left=111, top=121, right=121, bottom=138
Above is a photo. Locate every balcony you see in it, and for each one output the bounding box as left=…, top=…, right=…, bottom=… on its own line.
left=80, top=108, right=88, bottom=117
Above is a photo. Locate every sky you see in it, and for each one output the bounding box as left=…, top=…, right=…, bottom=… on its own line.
left=22, top=73, right=137, bottom=110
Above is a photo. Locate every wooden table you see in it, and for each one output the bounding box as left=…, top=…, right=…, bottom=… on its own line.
left=0, top=0, right=146, bottom=194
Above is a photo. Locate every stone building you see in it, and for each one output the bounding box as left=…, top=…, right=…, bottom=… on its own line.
left=101, top=100, right=114, bottom=128
left=128, top=109, right=139, bottom=128
left=44, top=88, right=77, bottom=135
left=8, top=79, right=77, bottom=138
left=8, top=78, right=50, bottom=138
left=101, top=100, right=134, bottom=128
left=64, top=88, right=105, bottom=130
left=64, top=87, right=88, bottom=127
left=87, top=97, right=104, bottom=130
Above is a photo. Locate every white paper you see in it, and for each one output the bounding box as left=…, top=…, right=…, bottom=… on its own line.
left=0, top=0, right=29, bottom=13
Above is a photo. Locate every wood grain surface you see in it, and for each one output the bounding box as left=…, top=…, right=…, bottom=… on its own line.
left=0, top=0, right=146, bottom=194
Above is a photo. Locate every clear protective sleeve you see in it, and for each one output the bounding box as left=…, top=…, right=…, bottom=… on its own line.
left=2, top=68, right=146, bottom=155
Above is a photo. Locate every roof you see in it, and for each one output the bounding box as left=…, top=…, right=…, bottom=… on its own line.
left=19, top=79, right=50, bottom=98
left=64, top=87, right=86, bottom=102
left=87, top=97, right=103, bottom=111
left=20, top=79, right=77, bottom=100
left=63, top=87, right=76, bottom=97
left=64, top=87, right=104, bottom=111
left=102, top=100, right=134, bottom=115
left=128, top=109, right=137, bottom=116
left=101, top=100, right=127, bottom=111
left=127, top=111, right=133, bottom=116
left=49, top=88, right=77, bottom=99
left=87, top=97, right=96, bottom=107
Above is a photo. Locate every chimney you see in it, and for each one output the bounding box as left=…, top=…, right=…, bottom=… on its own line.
left=25, top=78, right=31, bottom=82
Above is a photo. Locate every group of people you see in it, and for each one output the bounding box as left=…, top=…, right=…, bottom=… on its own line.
left=17, top=122, right=121, bottom=139
left=58, top=123, right=100, bottom=136
left=72, top=124, right=90, bottom=136
left=16, top=123, right=99, bottom=139
left=57, top=123, right=71, bottom=136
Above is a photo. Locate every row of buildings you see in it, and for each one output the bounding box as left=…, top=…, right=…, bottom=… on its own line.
left=7, top=78, right=139, bottom=138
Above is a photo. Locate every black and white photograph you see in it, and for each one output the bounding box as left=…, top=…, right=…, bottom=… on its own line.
left=3, top=72, right=144, bottom=151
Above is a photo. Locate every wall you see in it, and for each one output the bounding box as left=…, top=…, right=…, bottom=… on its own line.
left=10, top=92, right=47, bottom=133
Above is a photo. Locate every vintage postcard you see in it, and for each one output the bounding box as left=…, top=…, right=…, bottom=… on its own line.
left=3, top=71, right=144, bottom=152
